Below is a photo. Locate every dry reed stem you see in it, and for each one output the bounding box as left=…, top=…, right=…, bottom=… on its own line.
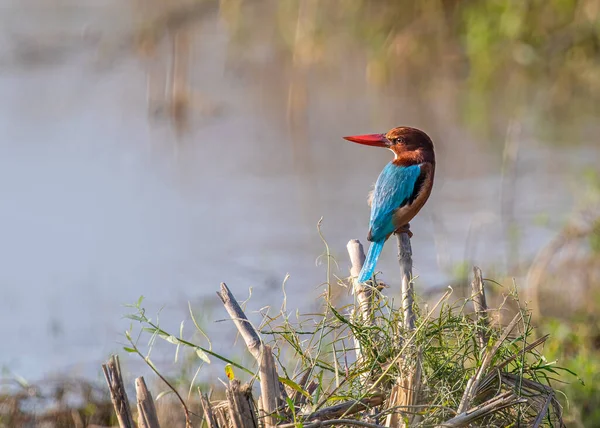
left=214, top=400, right=229, bottom=428
left=259, top=344, right=279, bottom=428
left=531, top=394, right=553, bottom=428
left=503, top=373, right=564, bottom=427
left=217, top=282, right=281, bottom=427
left=382, top=230, right=420, bottom=428
left=347, top=238, right=372, bottom=385
left=135, top=377, right=160, bottom=428
left=290, top=369, right=312, bottom=407
left=102, top=355, right=135, bottom=428
left=281, top=420, right=387, bottom=428
left=217, top=283, right=262, bottom=359
left=438, top=391, right=527, bottom=427
left=226, top=380, right=258, bottom=428
left=302, top=394, right=385, bottom=421
left=384, top=347, right=423, bottom=427
left=199, top=393, right=219, bottom=428
left=471, top=266, right=489, bottom=349
left=396, top=231, right=415, bottom=331
left=347, top=239, right=372, bottom=323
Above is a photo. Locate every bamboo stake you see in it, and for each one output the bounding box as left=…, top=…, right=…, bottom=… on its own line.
left=135, top=377, right=160, bottom=428
left=102, top=355, right=134, bottom=428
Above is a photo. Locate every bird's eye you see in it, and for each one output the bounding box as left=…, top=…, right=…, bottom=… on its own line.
left=391, top=137, right=403, bottom=144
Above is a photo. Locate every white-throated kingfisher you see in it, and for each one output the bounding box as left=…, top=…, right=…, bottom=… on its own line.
left=343, top=126, right=435, bottom=283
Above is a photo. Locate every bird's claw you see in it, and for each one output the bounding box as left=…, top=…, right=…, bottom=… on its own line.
left=395, top=224, right=413, bottom=239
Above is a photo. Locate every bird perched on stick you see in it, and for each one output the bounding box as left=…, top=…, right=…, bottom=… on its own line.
left=343, top=126, right=435, bottom=283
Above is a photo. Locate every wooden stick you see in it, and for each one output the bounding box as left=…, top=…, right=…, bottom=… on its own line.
left=396, top=232, right=415, bottom=331
left=471, top=267, right=489, bottom=349
left=102, top=355, right=135, bottom=428
left=135, top=377, right=160, bottom=428
left=199, top=392, right=219, bottom=428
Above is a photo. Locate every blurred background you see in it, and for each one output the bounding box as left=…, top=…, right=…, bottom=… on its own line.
left=0, top=0, right=599, bottom=425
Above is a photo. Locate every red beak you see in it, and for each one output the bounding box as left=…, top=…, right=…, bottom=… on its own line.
left=342, top=133, right=389, bottom=147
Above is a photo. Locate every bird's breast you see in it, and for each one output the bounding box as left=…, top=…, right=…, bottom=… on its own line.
left=392, top=162, right=435, bottom=227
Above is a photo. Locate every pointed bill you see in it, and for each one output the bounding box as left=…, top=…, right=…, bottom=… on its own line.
left=342, top=133, right=389, bottom=147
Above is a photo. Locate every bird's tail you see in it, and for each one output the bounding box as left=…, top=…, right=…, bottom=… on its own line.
left=358, top=240, right=385, bottom=283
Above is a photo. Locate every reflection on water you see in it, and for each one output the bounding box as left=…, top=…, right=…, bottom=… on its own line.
left=0, top=0, right=599, bottom=379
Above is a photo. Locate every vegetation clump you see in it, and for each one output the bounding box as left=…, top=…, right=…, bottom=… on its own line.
left=115, top=239, right=570, bottom=427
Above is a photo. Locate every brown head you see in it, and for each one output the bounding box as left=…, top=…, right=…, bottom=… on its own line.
left=343, top=126, right=435, bottom=166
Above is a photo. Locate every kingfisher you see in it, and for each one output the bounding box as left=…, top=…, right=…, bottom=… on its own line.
left=343, top=126, right=435, bottom=283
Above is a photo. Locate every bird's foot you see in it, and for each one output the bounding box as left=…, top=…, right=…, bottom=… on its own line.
left=395, top=223, right=413, bottom=239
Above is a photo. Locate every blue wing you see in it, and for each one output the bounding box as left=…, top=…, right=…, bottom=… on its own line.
left=368, top=163, right=422, bottom=242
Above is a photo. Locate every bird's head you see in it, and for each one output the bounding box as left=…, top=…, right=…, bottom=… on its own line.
left=343, top=126, right=435, bottom=164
